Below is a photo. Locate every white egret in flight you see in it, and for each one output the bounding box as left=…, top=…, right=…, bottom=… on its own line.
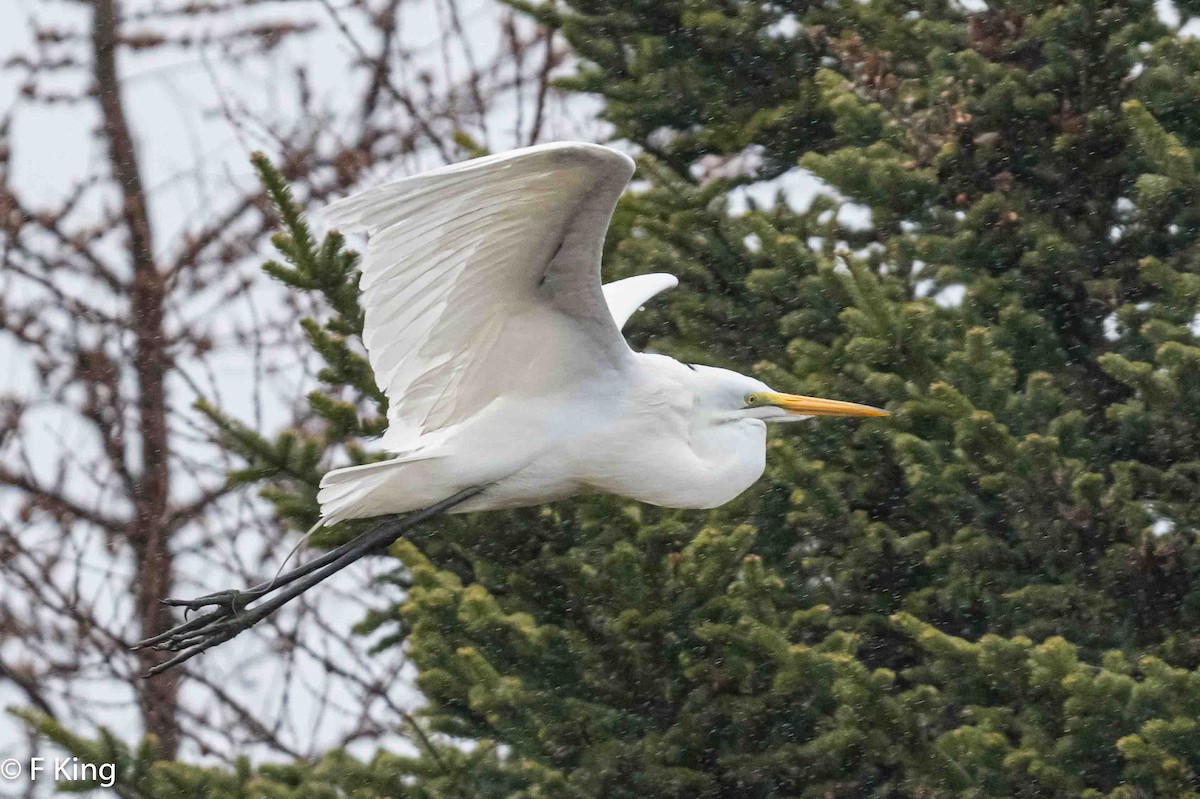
left=138, top=143, right=887, bottom=673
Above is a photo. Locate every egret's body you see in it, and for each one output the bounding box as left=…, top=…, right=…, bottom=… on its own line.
left=139, top=142, right=886, bottom=673
left=319, top=355, right=771, bottom=517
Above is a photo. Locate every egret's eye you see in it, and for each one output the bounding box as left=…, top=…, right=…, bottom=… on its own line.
left=745, top=393, right=761, bottom=406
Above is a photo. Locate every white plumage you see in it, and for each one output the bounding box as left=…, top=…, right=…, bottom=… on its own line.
left=317, top=142, right=887, bottom=523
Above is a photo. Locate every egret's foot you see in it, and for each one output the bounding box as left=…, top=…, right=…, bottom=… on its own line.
left=161, top=588, right=260, bottom=616
left=134, top=586, right=271, bottom=675
left=133, top=486, right=487, bottom=677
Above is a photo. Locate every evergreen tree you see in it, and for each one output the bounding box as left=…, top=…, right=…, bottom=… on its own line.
left=18, top=1, right=1200, bottom=796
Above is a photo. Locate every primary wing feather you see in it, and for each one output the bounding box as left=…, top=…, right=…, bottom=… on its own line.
left=323, top=142, right=637, bottom=451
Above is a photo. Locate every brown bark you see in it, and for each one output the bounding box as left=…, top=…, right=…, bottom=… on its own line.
left=91, top=0, right=179, bottom=757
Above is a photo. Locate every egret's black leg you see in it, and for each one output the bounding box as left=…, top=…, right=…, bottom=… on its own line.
left=134, top=486, right=486, bottom=676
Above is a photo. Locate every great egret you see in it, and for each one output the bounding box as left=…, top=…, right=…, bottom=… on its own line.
left=138, top=142, right=887, bottom=673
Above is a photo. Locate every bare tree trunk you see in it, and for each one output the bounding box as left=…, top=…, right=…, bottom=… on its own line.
left=90, top=0, right=180, bottom=756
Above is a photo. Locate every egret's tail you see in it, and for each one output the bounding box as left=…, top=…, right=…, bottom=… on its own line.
left=317, top=453, right=444, bottom=524
left=318, top=459, right=398, bottom=525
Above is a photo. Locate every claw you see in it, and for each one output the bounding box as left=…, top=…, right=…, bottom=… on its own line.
left=161, top=589, right=244, bottom=610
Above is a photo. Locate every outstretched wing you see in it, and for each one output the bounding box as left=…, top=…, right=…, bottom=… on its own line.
left=323, top=142, right=644, bottom=451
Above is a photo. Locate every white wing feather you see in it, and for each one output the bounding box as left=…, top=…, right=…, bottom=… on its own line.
left=602, top=273, right=678, bottom=330
left=323, top=142, right=647, bottom=452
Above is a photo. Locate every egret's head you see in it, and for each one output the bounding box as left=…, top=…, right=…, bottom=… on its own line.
left=694, top=365, right=889, bottom=424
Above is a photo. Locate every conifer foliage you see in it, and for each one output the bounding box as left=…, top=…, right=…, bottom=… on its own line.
left=17, top=1, right=1200, bottom=796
